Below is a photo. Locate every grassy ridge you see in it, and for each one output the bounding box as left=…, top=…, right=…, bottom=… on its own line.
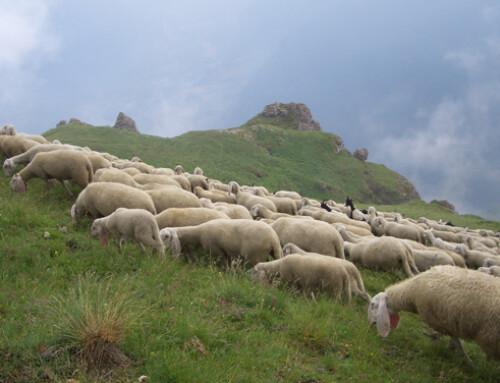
left=43, top=122, right=418, bottom=205
left=1, top=176, right=499, bottom=382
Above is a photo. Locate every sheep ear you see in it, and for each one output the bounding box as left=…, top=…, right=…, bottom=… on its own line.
left=171, top=231, right=181, bottom=258
left=376, top=293, right=391, bottom=338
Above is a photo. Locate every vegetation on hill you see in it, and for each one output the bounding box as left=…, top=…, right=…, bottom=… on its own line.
left=43, top=122, right=420, bottom=206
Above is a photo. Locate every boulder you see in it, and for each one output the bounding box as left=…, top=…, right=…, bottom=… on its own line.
left=113, top=112, right=139, bottom=133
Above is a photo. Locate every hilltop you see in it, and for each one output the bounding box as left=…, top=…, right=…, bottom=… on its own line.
left=43, top=118, right=419, bottom=206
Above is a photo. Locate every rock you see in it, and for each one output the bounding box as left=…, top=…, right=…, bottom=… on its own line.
left=59, top=226, right=69, bottom=234
left=68, top=118, right=81, bottom=124
left=431, top=200, right=458, bottom=214
left=335, top=138, right=345, bottom=154
left=56, top=120, right=67, bottom=127
left=113, top=112, right=139, bottom=133
left=261, top=102, right=322, bottom=131
left=43, top=231, right=50, bottom=239
left=353, top=148, right=369, bottom=161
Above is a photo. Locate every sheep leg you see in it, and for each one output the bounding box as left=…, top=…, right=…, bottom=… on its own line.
left=138, top=242, right=146, bottom=253
left=310, top=291, right=318, bottom=305
left=448, top=337, right=474, bottom=366
left=59, top=180, right=74, bottom=199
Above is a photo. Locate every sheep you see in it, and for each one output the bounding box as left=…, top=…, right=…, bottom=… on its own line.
left=478, top=265, right=500, bottom=277
left=91, top=208, right=164, bottom=256
left=334, top=225, right=374, bottom=242
left=251, top=254, right=352, bottom=304
left=408, top=249, right=455, bottom=271
left=10, top=150, right=93, bottom=198
left=154, top=207, right=230, bottom=229
left=170, top=175, right=192, bottom=191
left=93, top=167, right=142, bottom=188
left=464, top=236, right=499, bottom=255
left=298, top=206, right=371, bottom=231
left=85, top=153, right=112, bottom=173
left=270, top=217, right=345, bottom=259
left=1, top=124, right=16, bottom=135
left=370, top=216, right=423, bottom=243
left=250, top=203, right=296, bottom=221
left=368, top=265, right=500, bottom=363
left=454, top=245, right=499, bottom=269
left=193, top=185, right=236, bottom=204
left=152, top=167, right=175, bottom=176
left=160, top=219, right=282, bottom=267
left=3, top=143, right=77, bottom=176
left=418, top=217, right=461, bottom=233
left=121, top=167, right=142, bottom=176
left=484, top=258, right=500, bottom=267
left=0, top=135, right=39, bottom=158
left=174, top=164, right=185, bottom=174
left=186, top=174, right=209, bottom=192
left=266, top=196, right=298, bottom=215
left=130, top=156, right=143, bottom=162
left=402, top=239, right=467, bottom=269
left=145, top=187, right=202, bottom=213
left=282, top=243, right=370, bottom=302
left=193, top=167, right=204, bottom=175
left=0, top=125, right=49, bottom=144
left=70, top=182, right=156, bottom=223
left=345, top=237, right=419, bottom=277
left=227, top=181, right=277, bottom=213
left=132, top=173, right=183, bottom=189
left=423, top=229, right=457, bottom=251
left=273, top=190, right=302, bottom=200
left=201, top=200, right=253, bottom=220
left=112, top=160, right=154, bottom=174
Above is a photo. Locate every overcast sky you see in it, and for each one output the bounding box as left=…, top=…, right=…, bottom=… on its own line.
left=2, top=1, right=500, bottom=220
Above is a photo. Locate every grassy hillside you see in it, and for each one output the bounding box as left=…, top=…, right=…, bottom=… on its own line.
left=1, top=169, right=499, bottom=382
left=43, top=122, right=419, bottom=205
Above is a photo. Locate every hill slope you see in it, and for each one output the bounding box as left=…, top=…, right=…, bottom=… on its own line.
left=43, top=121, right=419, bottom=205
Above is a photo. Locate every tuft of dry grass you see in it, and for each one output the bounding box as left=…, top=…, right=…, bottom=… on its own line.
left=48, top=273, right=138, bottom=371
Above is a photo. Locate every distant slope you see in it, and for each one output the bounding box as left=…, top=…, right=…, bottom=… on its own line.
left=43, top=121, right=419, bottom=205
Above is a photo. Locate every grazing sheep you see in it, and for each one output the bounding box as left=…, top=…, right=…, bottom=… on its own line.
left=228, top=181, right=277, bottom=213
left=251, top=254, right=352, bottom=304
left=0, top=135, right=39, bottom=158
left=112, top=160, right=154, bottom=174
left=402, top=239, right=467, bottom=269
left=10, top=150, right=93, bottom=198
left=160, top=219, right=283, bottom=267
left=345, top=237, right=419, bottom=277
left=484, top=258, right=500, bottom=267
left=3, top=143, right=77, bottom=176
left=202, top=200, right=253, bottom=220
left=70, top=182, right=156, bottom=223
left=282, top=243, right=370, bottom=302
left=266, top=196, right=298, bottom=215
left=408, top=249, right=455, bottom=271
left=250, top=203, right=296, bottom=221
left=298, top=206, right=371, bottom=231
left=335, top=225, right=373, bottom=243
left=170, top=175, right=192, bottom=191
left=273, top=190, right=302, bottom=200
left=85, top=153, right=112, bottom=173
left=193, top=186, right=236, bottom=204
left=145, top=187, right=202, bottom=213
left=94, top=168, right=142, bottom=188
left=371, top=217, right=423, bottom=243
left=423, top=229, right=457, bottom=252
left=454, top=245, right=497, bottom=269
left=270, top=217, right=345, bottom=259
left=133, top=173, right=183, bottom=189
left=478, top=265, right=500, bottom=277
left=187, top=174, right=209, bottom=192
left=91, top=208, right=164, bottom=256
left=155, top=207, right=229, bottom=229
left=464, top=236, right=499, bottom=255
left=368, top=265, right=500, bottom=363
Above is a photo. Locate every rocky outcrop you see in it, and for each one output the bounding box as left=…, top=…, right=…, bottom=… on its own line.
left=353, top=148, right=369, bottom=161
left=113, top=112, right=139, bottom=133
left=431, top=200, right=458, bottom=214
left=261, top=102, right=322, bottom=131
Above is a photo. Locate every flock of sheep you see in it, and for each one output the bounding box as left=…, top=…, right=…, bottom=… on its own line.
left=1, top=123, right=500, bottom=367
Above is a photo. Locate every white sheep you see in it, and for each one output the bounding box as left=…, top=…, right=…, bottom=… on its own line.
left=186, top=174, right=209, bottom=192
left=368, top=265, right=500, bottom=363
left=145, top=187, right=202, bottom=213
left=251, top=254, right=352, bottom=304
left=201, top=200, right=253, bottom=220
left=133, top=173, right=183, bottom=189
left=345, top=237, right=419, bottom=277
left=70, top=182, right=156, bottom=223
left=454, top=244, right=497, bottom=269
left=478, top=265, right=500, bottom=277
left=371, top=216, right=423, bottom=243
left=298, top=206, right=371, bottom=231
left=10, top=150, right=93, bottom=198
left=423, top=229, right=457, bottom=252
left=0, top=135, right=39, bottom=158
left=155, top=207, right=229, bottom=229
left=266, top=196, right=298, bottom=215
left=91, top=208, right=164, bottom=256
left=160, top=219, right=282, bottom=267
left=94, top=168, right=142, bottom=188
left=227, top=181, right=277, bottom=213
left=402, top=239, right=467, bottom=269
left=193, top=186, right=236, bottom=204
left=282, top=242, right=370, bottom=302
left=1, top=124, right=16, bottom=135
left=408, top=248, right=455, bottom=271
left=112, top=160, right=154, bottom=174
left=250, top=203, right=296, bottom=221
left=273, top=190, right=302, bottom=200
left=270, top=217, right=345, bottom=259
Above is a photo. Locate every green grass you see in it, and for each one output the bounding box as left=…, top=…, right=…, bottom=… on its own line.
left=1, top=158, right=499, bottom=382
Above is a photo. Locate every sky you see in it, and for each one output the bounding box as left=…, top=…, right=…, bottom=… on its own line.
left=2, top=1, right=500, bottom=220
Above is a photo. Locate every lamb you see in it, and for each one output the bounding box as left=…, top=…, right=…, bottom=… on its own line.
left=408, top=249, right=455, bottom=271
left=250, top=203, right=296, bottom=221
left=200, top=200, right=253, bottom=220
left=251, top=254, right=352, bottom=304
left=10, top=150, right=93, bottom=198
left=133, top=173, right=183, bottom=189
left=155, top=207, right=230, bottom=229
left=282, top=243, right=370, bottom=302
left=91, top=208, right=164, bottom=256
left=193, top=186, right=236, bottom=204
left=371, top=217, right=423, bottom=243
left=3, top=143, right=77, bottom=176
left=70, top=182, right=156, bottom=223
left=145, top=187, right=202, bottom=213
left=344, top=237, right=419, bottom=277
left=368, top=265, right=500, bottom=363
left=270, top=217, right=345, bottom=259
left=266, top=196, right=298, bottom=215
left=227, top=181, right=277, bottom=213
left=273, top=190, right=302, bottom=200
left=0, top=135, right=39, bottom=158
left=160, top=219, right=282, bottom=267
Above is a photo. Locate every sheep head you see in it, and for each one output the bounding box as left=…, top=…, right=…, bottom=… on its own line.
left=90, top=219, right=108, bottom=246
left=3, top=159, right=14, bottom=177
left=10, top=173, right=26, bottom=193
left=160, top=228, right=181, bottom=258
left=368, top=292, right=400, bottom=338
